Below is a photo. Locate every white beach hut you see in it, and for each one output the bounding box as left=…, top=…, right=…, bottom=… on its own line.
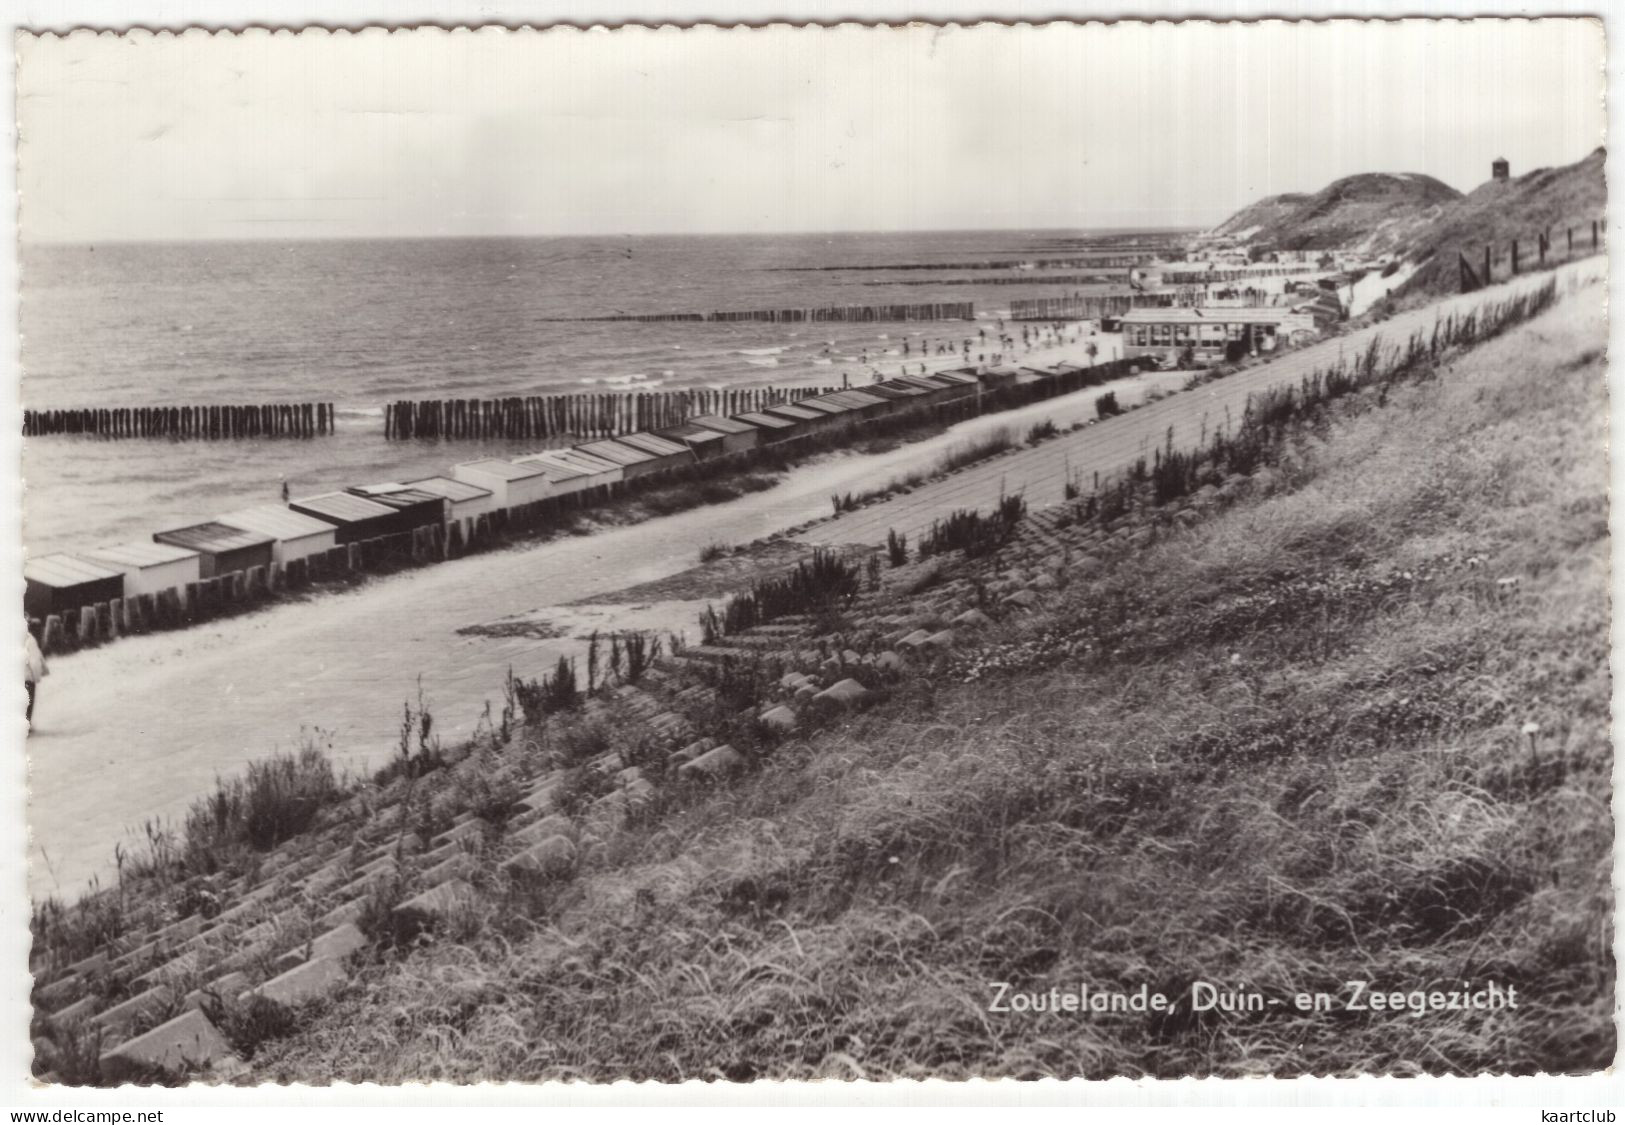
left=79, top=540, right=202, bottom=599
left=450, top=459, right=552, bottom=514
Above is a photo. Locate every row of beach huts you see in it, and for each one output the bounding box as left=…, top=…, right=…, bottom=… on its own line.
left=27, top=365, right=1072, bottom=651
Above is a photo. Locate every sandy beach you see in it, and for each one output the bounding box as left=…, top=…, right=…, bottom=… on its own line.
left=25, top=328, right=1149, bottom=901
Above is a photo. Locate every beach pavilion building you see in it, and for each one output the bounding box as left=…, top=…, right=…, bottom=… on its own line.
left=1120, top=306, right=1319, bottom=366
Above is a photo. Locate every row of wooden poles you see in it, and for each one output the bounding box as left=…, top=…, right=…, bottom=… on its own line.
left=549, top=301, right=975, bottom=324
left=1159, top=264, right=1314, bottom=284
left=786, top=254, right=1155, bottom=272
left=1010, top=292, right=1180, bottom=321
left=384, top=383, right=842, bottom=441
left=23, top=402, right=334, bottom=438
left=1459, top=220, right=1605, bottom=293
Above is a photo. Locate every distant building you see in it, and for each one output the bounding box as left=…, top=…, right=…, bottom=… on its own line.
left=1492, top=157, right=1510, bottom=182
left=1120, top=306, right=1319, bottom=366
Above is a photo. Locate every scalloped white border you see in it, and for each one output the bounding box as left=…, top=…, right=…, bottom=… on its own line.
left=2, top=2, right=1618, bottom=1112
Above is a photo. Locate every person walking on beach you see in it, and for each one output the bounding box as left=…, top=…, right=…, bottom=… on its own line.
left=25, top=629, right=46, bottom=728
left=280, top=478, right=290, bottom=503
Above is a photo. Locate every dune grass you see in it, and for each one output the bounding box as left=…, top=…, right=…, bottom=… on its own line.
left=199, top=288, right=1619, bottom=1081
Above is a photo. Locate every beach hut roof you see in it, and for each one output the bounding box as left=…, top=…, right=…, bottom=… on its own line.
left=762, top=403, right=822, bottom=422
left=514, top=452, right=590, bottom=482
left=216, top=505, right=339, bottom=542
left=616, top=432, right=691, bottom=457
left=454, top=458, right=549, bottom=482
left=154, top=521, right=276, bottom=554
left=354, top=488, right=444, bottom=512
left=732, top=411, right=797, bottom=429
left=576, top=439, right=657, bottom=467
left=549, top=448, right=623, bottom=475
left=799, top=396, right=856, bottom=415
left=861, top=383, right=913, bottom=401
left=869, top=380, right=931, bottom=398
left=81, top=540, right=202, bottom=570
left=686, top=414, right=758, bottom=435
left=402, top=476, right=494, bottom=503
left=347, top=481, right=410, bottom=496
left=291, top=491, right=398, bottom=524
left=656, top=424, right=727, bottom=445
left=25, top=553, right=123, bottom=588
left=898, top=373, right=957, bottom=389
left=827, top=389, right=887, bottom=409
left=517, top=449, right=621, bottom=480
left=1119, top=306, right=1303, bottom=325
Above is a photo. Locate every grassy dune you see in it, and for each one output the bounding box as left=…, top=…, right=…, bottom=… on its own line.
left=242, top=292, right=1613, bottom=1080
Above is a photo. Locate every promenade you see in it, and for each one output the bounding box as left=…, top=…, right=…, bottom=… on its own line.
left=25, top=257, right=1600, bottom=902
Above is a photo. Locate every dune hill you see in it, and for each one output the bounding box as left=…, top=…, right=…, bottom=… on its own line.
left=1401, top=147, right=1608, bottom=294
left=1207, top=192, right=1312, bottom=241
left=1206, top=148, right=1606, bottom=298
left=1208, top=172, right=1463, bottom=256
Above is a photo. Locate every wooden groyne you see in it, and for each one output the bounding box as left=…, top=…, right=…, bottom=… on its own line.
left=776, top=256, right=1154, bottom=272
left=23, top=403, right=335, bottom=439
left=1158, top=265, right=1314, bottom=285
left=1009, top=293, right=1179, bottom=321
left=546, top=302, right=974, bottom=324
left=385, top=384, right=840, bottom=441
left=867, top=274, right=1121, bottom=288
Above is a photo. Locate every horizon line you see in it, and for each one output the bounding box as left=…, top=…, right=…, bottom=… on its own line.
left=19, top=222, right=1210, bottom=248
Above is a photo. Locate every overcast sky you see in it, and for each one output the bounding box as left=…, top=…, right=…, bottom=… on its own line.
left=16, top=18, right=1606, bottom=242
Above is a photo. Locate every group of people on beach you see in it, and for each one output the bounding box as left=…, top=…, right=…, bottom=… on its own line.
left=821, top=316, right=1097, bottom=387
